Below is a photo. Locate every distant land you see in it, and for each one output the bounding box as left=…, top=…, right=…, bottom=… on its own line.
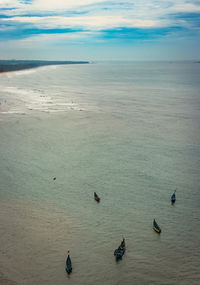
left=0, top=60, right=89, bottom=73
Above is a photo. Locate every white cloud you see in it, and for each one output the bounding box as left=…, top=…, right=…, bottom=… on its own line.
left=1, top=0, right=200, bottom=60
left=1, top=0, right=200, bottom=31
left=33, top=0, right=105, bottom=10
left=170, top=2, right=200, bottom=13
left=20, top=31, right=94, bottom=43
left=2, top=15, right=166, bottom=29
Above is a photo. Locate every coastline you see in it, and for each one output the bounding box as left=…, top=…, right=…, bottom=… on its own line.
left=0, top=60, right=89, bottom=73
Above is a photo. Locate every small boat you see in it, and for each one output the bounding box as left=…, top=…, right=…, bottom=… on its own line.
left=114, top=238, right=126, bottom=260
left=65, top=251, right=72, bottom=274
left=94, top=192, right=100, bottom=202
left=171, top=190, right=176, bottom=204
left=153, top=219, right=161, bottom=233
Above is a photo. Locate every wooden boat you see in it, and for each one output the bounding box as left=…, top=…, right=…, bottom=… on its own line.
left=94, top=192, right=100, bottom=202
left=153, top=219, right=161, bottom=233
left=171, top=190, right=176, bottom=204
left=114, top=238, right=126, bottom=260
left=65, top=251, right=72, bottom=274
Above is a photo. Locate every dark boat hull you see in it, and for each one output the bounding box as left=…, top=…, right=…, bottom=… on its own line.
left=171, top=198, right=176, bottom=204
left=94, top=192, right=100, bottom=202
left=153, top=220, right=161, bottom=233
left=94, top=196, right=100, bottom=202
left=171, top=194, right=176, bottom=204
left=114, top=239, right=126, bottom=260
left=66, top=255, right=72, bottom=274
left=114, top=248, right=125, bottom=260
left=65, top=266, right=72, bottom=274
left=153, top=225, right=161, bottom=233
left=171, top=191, right=176, bottom=204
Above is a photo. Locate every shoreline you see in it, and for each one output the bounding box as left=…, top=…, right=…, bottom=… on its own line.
left=0, top=60, right=89, bottom=74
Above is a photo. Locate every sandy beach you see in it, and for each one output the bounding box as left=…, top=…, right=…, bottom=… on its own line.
left=0, top=60, right=89, bottom=74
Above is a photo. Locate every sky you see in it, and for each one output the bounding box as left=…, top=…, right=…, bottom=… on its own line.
left=0, top=0, right=200, bottom=60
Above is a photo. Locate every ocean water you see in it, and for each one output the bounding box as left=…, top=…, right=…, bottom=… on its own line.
left=0, top=61, right=200, bottom=285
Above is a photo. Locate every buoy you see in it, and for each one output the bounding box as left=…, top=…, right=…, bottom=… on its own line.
left=53, top=177, right=56, bottom=180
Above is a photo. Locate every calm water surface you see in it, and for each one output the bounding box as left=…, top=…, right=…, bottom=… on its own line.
left=0, top=61, right=200, bottom=284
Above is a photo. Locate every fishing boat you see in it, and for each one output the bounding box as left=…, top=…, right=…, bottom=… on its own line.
left=153, top=219, right=161, bottom=233
left=94, top=192, right=100, bottom=202
left=65, top=251, right=72, bottom=274
left=171, top=190, right=176, bottom=204
left=114, top=238, right=126, bottom=260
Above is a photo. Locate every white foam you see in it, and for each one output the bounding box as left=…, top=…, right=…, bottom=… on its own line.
left=0, top=85, right=84, bottom=115
left=4, top=65, right=58, bottom=78
left=1, top=110, right=26, bottom=115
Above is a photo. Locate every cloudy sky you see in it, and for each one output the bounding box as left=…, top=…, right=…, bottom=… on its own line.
left=1, top=0, right=200, bottom=60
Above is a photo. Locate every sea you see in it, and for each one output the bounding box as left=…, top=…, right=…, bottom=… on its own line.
left=0, top=61, right=200, bottom=285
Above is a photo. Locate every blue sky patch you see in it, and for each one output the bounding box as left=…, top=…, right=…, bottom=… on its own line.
left=0, top=0, right=200, bottom=60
